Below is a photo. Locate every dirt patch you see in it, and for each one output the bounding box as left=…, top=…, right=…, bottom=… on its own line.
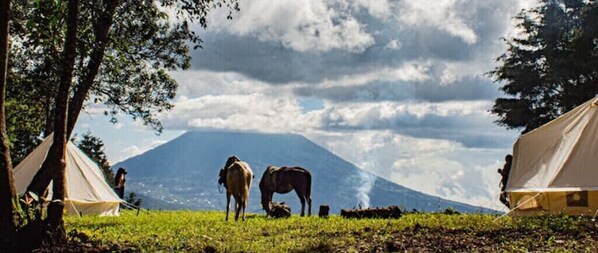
left=345, top=222, right=598, bottom=252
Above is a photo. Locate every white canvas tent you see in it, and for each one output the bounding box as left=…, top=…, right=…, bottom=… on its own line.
left=13, top=134, right=122, bottom=216
left=507, top=96, right=598, bottom=216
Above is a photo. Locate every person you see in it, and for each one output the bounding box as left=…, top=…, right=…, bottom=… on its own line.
left=497, top=154, right=513, bottom=208
left=114, top=167, right=128, bottom=199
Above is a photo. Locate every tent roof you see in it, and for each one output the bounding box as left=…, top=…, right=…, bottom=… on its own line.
left=13, top=134, right=122, bottom=204
left=507, top=97, right=598, bottom=192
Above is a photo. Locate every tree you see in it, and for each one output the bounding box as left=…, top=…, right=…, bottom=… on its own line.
left=489, top=0, right=598, bottom=133
left=0, top=0, right=238, bottom=250
left=125, top=191, right=143, bottom=208
left=76, top=131, right=114, bottom=186
left=0, top=0, right=18, bottom=249
left=2, top=0, right=239, bottom=249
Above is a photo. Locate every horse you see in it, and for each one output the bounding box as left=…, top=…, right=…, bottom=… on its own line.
left=218, top=156, right=253, bottom=221
left=259, top=165, right=312, bottom=217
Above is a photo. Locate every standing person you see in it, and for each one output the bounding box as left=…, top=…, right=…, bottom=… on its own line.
left=497, top=154, right=513, bottom=208
left=114, top=167, right=127, bottom=199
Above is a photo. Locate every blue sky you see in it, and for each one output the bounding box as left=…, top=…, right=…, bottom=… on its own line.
left=74, top=0, right=538, bottom=210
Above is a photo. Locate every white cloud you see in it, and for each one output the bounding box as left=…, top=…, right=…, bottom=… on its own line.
left=151, top=140, right=168, bottom=147
left=314, top=60, right=432, bottom=88
left=384, top=39, right=402, bottom=50
left=170, top=70, right=273, bottom=98
left=321, top=100, right=496, bottom=130
left=120, top=145, right=143, bottom=162
left=308, top=130, right=509, bottom=209
left=162, top=93, right=322, bottom=133
left=210, top=0, right=375, bottom=52
left=347, top=0, right=393, bottom=20
left=398, top=0, right=478, bottom=44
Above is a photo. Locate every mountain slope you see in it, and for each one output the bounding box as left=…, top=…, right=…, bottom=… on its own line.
left=114, top=131, right=494, bottom=214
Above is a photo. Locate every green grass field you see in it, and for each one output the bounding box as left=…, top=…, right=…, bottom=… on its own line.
left=64, top=210, right=598, bottom=252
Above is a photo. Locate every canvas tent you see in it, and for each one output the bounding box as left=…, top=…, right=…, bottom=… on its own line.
left=13, top=134, right=122, bottom=216
left=507, top=96, right=598, bottom=216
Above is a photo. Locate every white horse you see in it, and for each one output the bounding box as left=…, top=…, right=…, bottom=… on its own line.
left=218, top=156, right=253, bottom=221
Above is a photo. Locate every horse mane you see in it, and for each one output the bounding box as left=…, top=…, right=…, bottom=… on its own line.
left=225, top=156, right=241, bottom=169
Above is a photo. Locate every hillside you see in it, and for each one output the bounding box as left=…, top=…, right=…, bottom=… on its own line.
left=114, top=131, right=493, bottom=214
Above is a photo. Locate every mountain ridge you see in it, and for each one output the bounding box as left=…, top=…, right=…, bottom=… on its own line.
left=114, top=131, right=495, bottom=214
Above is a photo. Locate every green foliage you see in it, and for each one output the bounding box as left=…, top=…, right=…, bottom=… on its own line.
left=489, top=0, right=598, bottom=133
left=7, top=0, right=240, bottom=143
left=64, top=211, right=598, bottom=252
left=75, top=131, right=113, bottom=186
left=124, top=192, right=142, bottom=208
left=14, top=192, right=45, bottom=227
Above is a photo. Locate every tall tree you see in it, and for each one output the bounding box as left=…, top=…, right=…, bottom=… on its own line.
left=10, top=0, right=239, bottom=197
left=3, top=0, right=239, bottom=248
left=0, top=0, right=18, bottom=249
left=489, top=0, right=598, bottom=133
left=42, top=0, right=79, bottom=244
left=76, top=132, right=113, bottom=186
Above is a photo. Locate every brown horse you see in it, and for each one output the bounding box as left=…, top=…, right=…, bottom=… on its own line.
left=218, top=156, right=253, bottom=221
left=259, top=165, right=312, bottom=216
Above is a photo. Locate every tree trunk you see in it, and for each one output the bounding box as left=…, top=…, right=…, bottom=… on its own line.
left=67, top=0, right=121, bottom=137
left=27, top=0, right=120, bottom=197
left=0, top=0, right=18, bottom=250
left=40, top=0, right=79, bottom=246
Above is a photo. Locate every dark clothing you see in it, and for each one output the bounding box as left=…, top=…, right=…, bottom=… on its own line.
left=498, top=156, right=513, bottom=208
left=114, top=168, right=127, bottom=199
left=115, top=187, right=125, bottom=199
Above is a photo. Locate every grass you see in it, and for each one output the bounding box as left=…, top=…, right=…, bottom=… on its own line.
left=64, top=210, right=598, bottom=252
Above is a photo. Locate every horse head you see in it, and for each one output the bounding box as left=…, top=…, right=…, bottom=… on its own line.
left=218, top=168, right=227, bottom=188
left=260, top=186, right=272, bottom=213
left=259, top=166, right=278, bottom=213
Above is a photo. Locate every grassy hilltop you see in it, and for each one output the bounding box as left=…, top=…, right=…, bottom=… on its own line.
left=63, top=211, right=598, bottom=252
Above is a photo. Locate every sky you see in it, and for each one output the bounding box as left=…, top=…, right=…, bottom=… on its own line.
left=75, top=0, right=540, bottom=211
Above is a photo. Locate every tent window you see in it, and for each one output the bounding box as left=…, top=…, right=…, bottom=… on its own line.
left=516, top=194, right=539, bottom=210
left=566, top=191, right=588, bottom=207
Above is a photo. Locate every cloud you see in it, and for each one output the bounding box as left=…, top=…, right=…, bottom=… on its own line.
left=308, top=130, right=510, bottom=209
left=211, top=0, right=375, bottom=53
left=161, top=80, right=517, bottom=149
left=148, top=0, right=532, bottom=209
left=191, top=0, right=522, bottom=84
left=384, top=39, right=402, bottom=50
left=323, top=100, right=518, bottom=148
left=161, top=93, right=321, bottom=133
left=398, top=0, right=477, bottom=44
left=121, top=145, right=143, bottom=161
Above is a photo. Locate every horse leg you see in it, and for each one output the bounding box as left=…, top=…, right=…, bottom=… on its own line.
left=242, top=190, right=248, bottom=221
left=307, top=195, right=312, bottom=217
left=242, top=197, right=247, bottom=221
left=295, top=190, right=306, bottom=217
left=225, top=192, right=231, bottom=221
left=234, top=196, right=241, bottom=221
